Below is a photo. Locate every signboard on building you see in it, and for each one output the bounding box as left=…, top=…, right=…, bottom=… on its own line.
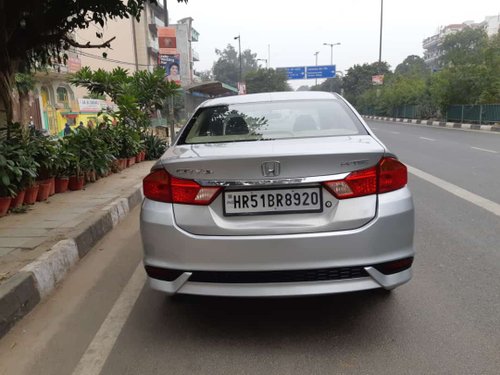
left=78, top=99, right=116, bottom=113
left=372, top=75, right=384, bottom=85
left=159, top=54, right=181, bottom=85
left=158, top=27, right=177, bottom=55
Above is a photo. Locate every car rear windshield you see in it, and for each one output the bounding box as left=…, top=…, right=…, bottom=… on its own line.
left=178, top=99, right=367, bottom=144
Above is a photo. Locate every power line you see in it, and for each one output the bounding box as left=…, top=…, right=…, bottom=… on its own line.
left=71, top=49, right=157, bottom=68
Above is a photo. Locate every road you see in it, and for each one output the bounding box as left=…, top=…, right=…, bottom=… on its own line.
left=0, top=119, right=499, bottom=375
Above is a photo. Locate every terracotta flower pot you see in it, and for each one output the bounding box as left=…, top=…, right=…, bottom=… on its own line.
left=24, top=184, right=39, bottom=205
left=120, top=158, right=127, bottom=170
left=68, top=176, right=85, bottom=191
left=45, top=177, right=55, bottom=196
left=135, top=153, right=141, bottom=163
left=0, top=196, right=12, bottom=217
left=37, top=182, right=51, bottom=202
left=55, top=178, right=69, bottom=193
left=10, top=190, right=26, bottom=209
left=127, top=157, right=136, bottom=167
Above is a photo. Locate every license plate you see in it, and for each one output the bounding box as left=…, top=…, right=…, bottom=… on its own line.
left=223, top=187, right=323, bottom=216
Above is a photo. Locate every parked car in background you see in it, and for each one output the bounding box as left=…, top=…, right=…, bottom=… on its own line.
left=141, top=91, right=415, bottom=297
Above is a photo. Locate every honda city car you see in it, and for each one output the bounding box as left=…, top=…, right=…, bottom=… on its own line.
left=140, top=91, right=415, bottom=297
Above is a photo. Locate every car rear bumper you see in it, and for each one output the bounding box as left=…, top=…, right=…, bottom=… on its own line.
left=140, top=187, right=415, bottom=296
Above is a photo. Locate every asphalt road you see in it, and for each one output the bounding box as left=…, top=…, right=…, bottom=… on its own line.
left=0, top=120, right=499, bottom=375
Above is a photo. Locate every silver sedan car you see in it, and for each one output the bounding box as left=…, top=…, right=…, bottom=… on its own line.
left=140, top=91, right=414, bottom=297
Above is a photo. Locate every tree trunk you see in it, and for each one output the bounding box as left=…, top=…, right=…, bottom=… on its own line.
left=0, top=70, right=14, bottom=124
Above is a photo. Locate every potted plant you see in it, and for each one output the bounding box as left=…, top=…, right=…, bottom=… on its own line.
left=53, top=141, right=72, bottom=193
left=12, top=152, right=38, bottom=208
left=0, top=152, right=16, bottom=216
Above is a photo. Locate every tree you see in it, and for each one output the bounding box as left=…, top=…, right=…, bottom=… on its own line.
left=0, top=0, right=187, bottom=125
left=395, top=55, right=429, bottom=77
left=342, top=62, right=391, bottom=106
left=439, top=27, right=488, bottom=67
left=70, top=66, right=179, bottom=129
left=245, top=68, right=291, bottom=94
left=296, top=85, right=310, bottom=91
left=196, top=70, right=213, bottom=82
left=212, top=44, right=258, bottom=87
left=310, top=77, right=343, bottom=93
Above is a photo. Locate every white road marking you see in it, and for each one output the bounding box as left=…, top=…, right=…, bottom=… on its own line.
left=419, top=137, right=436, bottom=141
left=470, top=146, right=498, bottom=154
left=72, top=263, right=146, bottom=375
left=407, top=165, right=500, bottom=217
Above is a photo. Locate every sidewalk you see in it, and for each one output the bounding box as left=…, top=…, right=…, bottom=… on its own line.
left=362, top=115, right=500, bottom=133
left=0, top=160, right=154, bottom=338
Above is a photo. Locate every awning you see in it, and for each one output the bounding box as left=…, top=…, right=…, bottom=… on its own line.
left=184, top=81, right=238, bottom=97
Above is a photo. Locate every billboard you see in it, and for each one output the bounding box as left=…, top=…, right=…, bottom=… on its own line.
left=158, top=27, right=177, bottom=55
left=372, top=75, right=384, bottom=85
left=159, top=54, right=181, bottom=85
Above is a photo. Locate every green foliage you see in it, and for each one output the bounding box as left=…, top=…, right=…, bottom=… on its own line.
left=0, top=123, right=40, bottom=194
left=310, top=77, right=343, bottom=93
left=245, top=68, right=291, bottom=94
left=0, top=0, right=188, bottom=125
left=142, top=133, right=167, bottom=160
left=71, top=66, right=179, bottom=130
left=212, top=44, right=258, bottom=87
left=440, top=27, right=488, bottom=67
left=343, top=61, right=391, bottom=107
left=394, top=55, right=429, bottom=78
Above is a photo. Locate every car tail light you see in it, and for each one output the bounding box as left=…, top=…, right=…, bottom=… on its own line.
left=378, top=157, right=408, bottom=193
left=323, top=157, right=407, bottom=199
left=143, top=169, right=221, bottom=205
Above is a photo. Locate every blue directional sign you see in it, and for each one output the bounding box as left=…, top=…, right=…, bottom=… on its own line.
left=281, top=66, right=306, bottom=80
left=306, top=65, right=336, bottom=79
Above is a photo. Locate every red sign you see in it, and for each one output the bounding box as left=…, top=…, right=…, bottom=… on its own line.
left=158, top=27, right=177, bottom=55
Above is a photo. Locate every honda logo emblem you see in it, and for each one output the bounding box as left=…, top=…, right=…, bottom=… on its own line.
left=261, top=161, right=280, bottom=177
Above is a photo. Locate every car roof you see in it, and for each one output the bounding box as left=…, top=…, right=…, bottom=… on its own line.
left=200, top=91, right=339, bottom=108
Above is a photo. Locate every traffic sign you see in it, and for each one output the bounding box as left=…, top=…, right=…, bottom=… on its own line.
left=281, top=66, right=306, bottom=80
left=305, top=65, right=336, bottom=79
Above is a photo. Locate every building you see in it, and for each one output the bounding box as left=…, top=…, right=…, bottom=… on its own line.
left=35, top=2, right=168, bottom=136
left=422, top=15, right=500, bottom=71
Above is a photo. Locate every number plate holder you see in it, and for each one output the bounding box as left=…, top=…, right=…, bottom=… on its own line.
left=223, top=187, right=323, bottom=216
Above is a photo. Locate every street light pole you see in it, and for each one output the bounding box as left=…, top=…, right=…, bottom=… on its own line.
left=314, top=51, right=319, bottom=86
left=323, top=42, right=341, bottom=65
left=379, top=0, right=384, bottom=65
left=257, top=58, right=268, bottom=68
left=323, top=42, right=341, bottom=92
left=234, top=34, right=242, bottom=84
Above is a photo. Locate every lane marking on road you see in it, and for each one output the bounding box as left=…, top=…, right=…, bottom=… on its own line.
left=407, top=165, right=500, bottom=217
left=470, top=146, right=498, bottom=154
left=419, top=137, right=436, bottom=141
left=71, top=263, right=146, bottom=375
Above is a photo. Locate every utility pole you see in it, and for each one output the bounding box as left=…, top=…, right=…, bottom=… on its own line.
left=268, top=44, right=271, bottom=68
left=379, top=0, right=384, bottom=65
left=323, top=42, right=341, bottom=92
left=234, top=35, right=242, bottom=84
left=314, top=51, right=319, bottom=86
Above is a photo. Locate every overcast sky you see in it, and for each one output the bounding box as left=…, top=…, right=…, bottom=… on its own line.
left=168, top=0, right=499, bottom=88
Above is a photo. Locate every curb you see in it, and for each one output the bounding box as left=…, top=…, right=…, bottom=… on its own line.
left=0, top=183, right=144, bottom=339
left=362, top=115, right=500, bottom=133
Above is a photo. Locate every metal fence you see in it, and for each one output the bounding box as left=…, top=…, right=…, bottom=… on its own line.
left=363, top=103, right=500, bottom=124
left=446, top=104, right=500, bottom=124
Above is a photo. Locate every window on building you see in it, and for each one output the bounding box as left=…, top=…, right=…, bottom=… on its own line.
left=57, top=87, right=68, bottom=103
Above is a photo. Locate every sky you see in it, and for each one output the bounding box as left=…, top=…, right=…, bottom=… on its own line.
left=167, top=0, right=499, bottom=88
